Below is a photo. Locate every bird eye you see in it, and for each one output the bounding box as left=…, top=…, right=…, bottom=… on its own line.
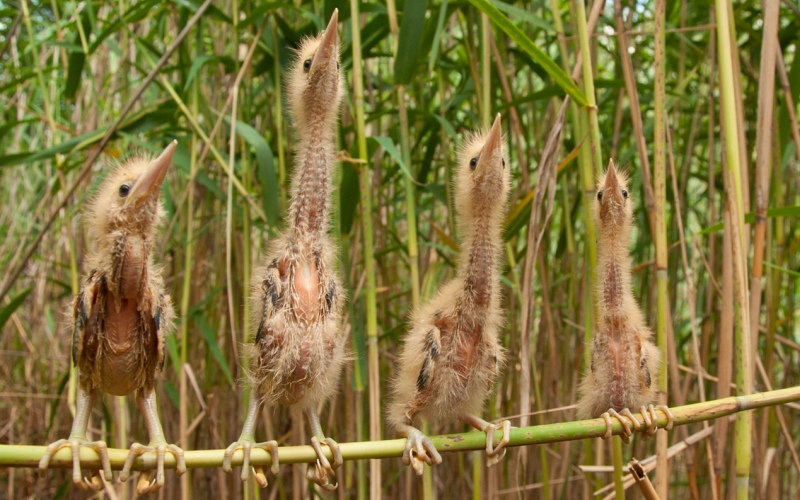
left=621, top=189, right=628, bottom=199
left=119, top=184, right=131, bottom=197
left=469, top=156, right=478, bottom=170
left=501, top=158, right=506, bottom=169
left=596, top=190, right=603, bottom=201
left=303, top=58, right=312, bottom=73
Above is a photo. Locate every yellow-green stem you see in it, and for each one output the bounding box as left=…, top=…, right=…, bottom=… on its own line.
left=653, top=0, right=670, bottom=496
left=349, top=1, right=381, bottom=497
left=716, top=1, right=753, bottom=497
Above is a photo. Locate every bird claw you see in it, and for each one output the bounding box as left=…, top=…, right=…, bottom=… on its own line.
left=601, top=408, right=640, bottom=444
left=120, top=441, right=185, bottom=494
left=222, top=439, right=280, bottom=487
left=307, top=437, right=342, bottom=491
left=402, top=428, right=442, bottom=476
left=38, top=437, right=111, bottom=491
left=639, top=404, right=675, bottom=438
left=484, top=420, right=511, bottom=467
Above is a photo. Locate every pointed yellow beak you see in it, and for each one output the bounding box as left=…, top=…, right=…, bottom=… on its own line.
left=309, top=9, right=339, bottom=76
left=126, top=140, right=176, bottom=206
left=481, top=114, right=503, bottom=166
left=603, top=161, right=619, bottom=191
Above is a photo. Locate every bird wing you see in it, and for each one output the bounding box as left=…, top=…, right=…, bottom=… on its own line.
left=255, top=263, right=282, bottom=344
left=415, top=326, right=442, bottom=392
left=72, top=270, right=105, bottom=367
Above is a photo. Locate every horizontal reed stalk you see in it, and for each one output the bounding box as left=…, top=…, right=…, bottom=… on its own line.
left=5, top=386, right=800, bottom=472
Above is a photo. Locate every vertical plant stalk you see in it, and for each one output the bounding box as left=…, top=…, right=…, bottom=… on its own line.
left=179, top=75, right=201, bottom=500
left=716, top=1, right=753, bottom=497
left=572, top=0, right=609, bottom=493
left=749, top=0, right=779, bottom=397
left=225, top=86, right=240, bottom=377
left=751, top=4, right=780, bottom=487
left=555, top=1, right=603, bottom=494
left=349, top=1, right=381, bottom=497
left=481, top=13, right=491, bottom=128
left=613, top=2, right=656, bottom=233
left=653, top=0, right=669, bottom=496
left=572, top=0, right=603, bottom=178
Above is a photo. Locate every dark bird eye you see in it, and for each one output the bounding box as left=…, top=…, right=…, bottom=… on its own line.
left=119, top=184, right=131, bottom=197
left=469, top=156, right=478, bottom=170
left=621, top=189, right=628, bottom=199
left=303, top=58, right=312, bottom=73
left=596, top=190, right=603, bottom=201
left=501, top=158, right=506, bottom=169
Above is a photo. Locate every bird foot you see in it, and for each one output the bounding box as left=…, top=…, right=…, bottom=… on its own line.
left=639, top=404, right=676, bottom=438
left=306, top=436, right=342, bottom=491
left=402, top=427, right=442, bottom=475
left=223, top=439, right=280, bottom=487
left=483, top=419, right=511, bottom=467
left=601, top=408, right=641, bottom=444
left=120, top=441, right=186, bottom=494
left=38, top=437, right=112, bottom=491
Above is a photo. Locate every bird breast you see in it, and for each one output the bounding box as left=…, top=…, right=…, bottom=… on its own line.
left=96, top=293, right=143, bottom=395
left=293, top=259, right=320, bottom=322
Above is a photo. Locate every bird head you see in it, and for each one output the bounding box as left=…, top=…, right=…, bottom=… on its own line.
left=287, top=9, right=343, bottom=130
left=87, top=141, right=175, bottom=242
left=455, top=114, right=510, bottom=221
left=594, top=160, right=632, bottom=229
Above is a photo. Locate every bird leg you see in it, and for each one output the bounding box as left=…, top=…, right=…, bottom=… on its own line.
left=38, top=386, right=112, bottom=491
left=305, top=407, right=342, bottom=491
left=600, top=408, right=641, bottom=444
left=639, top=404, right=676, bottom=438
left=396, top=422, right=442, bottom=475
left=223, top=395, right=279, bottom=487
left=120, top=387, right=186, bottom=494
left=463, top=415, right=511, bottom=467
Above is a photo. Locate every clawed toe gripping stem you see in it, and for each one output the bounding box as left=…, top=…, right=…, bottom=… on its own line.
left=402, top=427, right=442, bottom=475
left=601, top=408, right=641, bottom=444
left=306, top=436, right=343, bottom=491
left=120, top=441, right=185, bottom=494
left=223, top=439, right=280, bottom=488
left=601, top=405, right=675, bottom=443
left=38, top=438, right=112, bottom=491
left=484, top=420, right=511, bottom=468
left=640, top=404, right=676, bottom=438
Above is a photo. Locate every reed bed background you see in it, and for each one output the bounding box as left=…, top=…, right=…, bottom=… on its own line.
left=1, top=0, right=799, bottom=498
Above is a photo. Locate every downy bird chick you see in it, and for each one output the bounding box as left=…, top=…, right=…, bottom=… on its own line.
left=388, top=115, right=511, bottom=474
left=577, top=162, right=675, bottom=442
left=39, top=141, right=185, bottom=493
left=223, top=10, right=345, bottom=491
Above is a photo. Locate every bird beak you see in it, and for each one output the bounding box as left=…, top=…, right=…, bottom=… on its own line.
left=310, top=9, right=339, bottom=76
left=481, top=114, right=503, bottom=167
left=602, top=161, right=623, bottom=202
left=126, top=140, right=176, bottom=207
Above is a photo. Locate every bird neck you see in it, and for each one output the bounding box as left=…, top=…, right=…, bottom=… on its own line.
left=459, top=215, right=500, bottom=312
left=104, top=230, right=150, bottom=301
left=287, top=116, right=336, bottom=244
left=596, top=223, right=634, bottom=325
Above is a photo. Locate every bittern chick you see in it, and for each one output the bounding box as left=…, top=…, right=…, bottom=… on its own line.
left=223, top=10, right=345, bottom=491
left=576, top=162, right=675, bottom=443
left=388, top=115, right=511, bottom=474
left=39, top=141, right=185, bottom=493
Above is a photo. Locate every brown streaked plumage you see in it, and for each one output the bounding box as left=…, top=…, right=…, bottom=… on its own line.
left=223, top=10, right=345, bottom=491
left=577, top=161, right=675, bottom=442
left=388, top=115, right=511, bottom=474
left=38, top=141, right=185, bottom=493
